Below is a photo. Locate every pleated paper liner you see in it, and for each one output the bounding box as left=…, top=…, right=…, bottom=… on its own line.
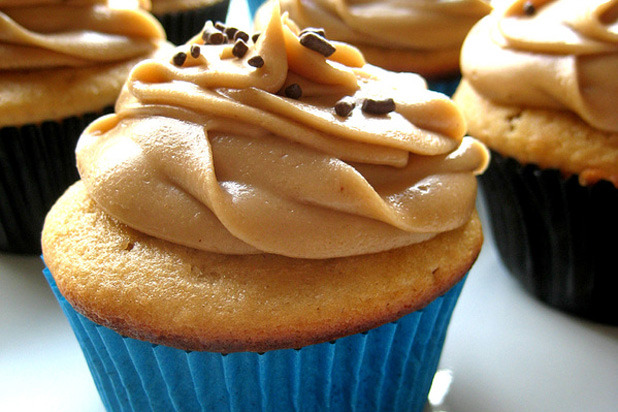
left=0, top=107, right=113, bottom=254
left=479, top=151, right=617, bottom=325
left=427, top=75, right=461, bottom=98
left=44, top=266, right=467, bottom=412
left=247, top=0, right=265, bottom=18
left=154, top=0, right=230, bottom=45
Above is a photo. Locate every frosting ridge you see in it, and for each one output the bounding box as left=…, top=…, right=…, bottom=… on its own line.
left=0, top=0, right=165, bottom=70
left=461, top=0, right=618, bottom=132
left=150, top=0, right=219, bottom=14
left=76, top=4, right=488, bottom=258
left=255, top=0, right=491, bottom=74
left=260, top=0, right=491, bottom=50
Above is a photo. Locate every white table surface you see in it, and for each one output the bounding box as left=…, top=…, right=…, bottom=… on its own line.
left=2, top=1, right=617, bottom=411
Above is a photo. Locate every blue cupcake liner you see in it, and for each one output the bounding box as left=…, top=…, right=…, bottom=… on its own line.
left=44, top=266, right=467, bottom=412
left=247, top=0, right=266, bottom=18
left=426, top=75, right=461, bottom=97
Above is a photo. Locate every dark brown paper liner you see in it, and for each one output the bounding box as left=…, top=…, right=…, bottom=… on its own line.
left=479, top=151, right=617, bottom=325
left=155, top=0, right=230, bottom=45
left=0, top=107, right=113, bottom=254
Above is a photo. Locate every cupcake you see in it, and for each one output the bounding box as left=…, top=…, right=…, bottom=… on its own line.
left=253, top=0, right=492, bottom=95
left=42, top=4, right=489, bottom=411
left=150, top=0, right=230, bottom=45
left=454, top=0, right=618, bottom=324
left=0, top=0, right=168, bottom=253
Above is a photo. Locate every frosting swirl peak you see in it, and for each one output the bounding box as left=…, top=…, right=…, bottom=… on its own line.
left=256, top=0, right=492, bottom=74
left=461, top=0, right=618, bottom=132
left=76, top=4, right=488, bottom=258
left=0, top=0, right=164, bottom=70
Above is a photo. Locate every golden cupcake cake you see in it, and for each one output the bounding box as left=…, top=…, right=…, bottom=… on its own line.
left=0, top=0, right=168, bottom=253
left=454, top=0, right=618, bottom=324
left=253, top=0, right=492, bottom=94
left=42, top=4, right=489, bottom=411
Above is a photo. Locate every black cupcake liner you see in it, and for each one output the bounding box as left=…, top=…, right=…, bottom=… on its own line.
left=0, top=107, right=113, bottom=254
left=479, top=151, right=617, bottom=325
left=155, top=0, right=230, bottom=45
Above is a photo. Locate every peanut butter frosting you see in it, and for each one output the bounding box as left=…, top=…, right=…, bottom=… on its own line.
left=76, top=3, right=489, bottom=259
left=255, top=0, right=492, bottom=74
left=461, top=0, right=618, bottom=133
left=0, top=0, right=164, bottom=70
left=150, top=0, right=221, bottom=15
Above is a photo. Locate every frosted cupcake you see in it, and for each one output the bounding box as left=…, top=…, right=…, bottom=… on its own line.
left=454, top=0, right=618, bottom=324
left=43, top=4, right=489, bottom=411
left=0, top=0, right=168, bottom=253
left=150, top=0, right=230, bottom=44
left=253, top=0, right=492, bottom=95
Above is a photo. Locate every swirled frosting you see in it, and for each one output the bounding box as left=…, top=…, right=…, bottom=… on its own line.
left=461, top=0, right=618, bottom=132
left=0, top=0, right=165, bottom=70
left=76, top=3, right=488, bottom=258
left=256, top=0, right=491, bottom=72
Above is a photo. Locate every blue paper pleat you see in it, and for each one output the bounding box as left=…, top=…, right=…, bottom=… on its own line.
left=247, top=0, right=266, bottom=18
left=43, top=267, right=466, bottom=412
left=426, top=76, right=461, bottom=97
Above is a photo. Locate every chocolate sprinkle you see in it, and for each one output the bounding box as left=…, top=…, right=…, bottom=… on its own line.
left=203, top=27, right=225, bottom=45
left=214, top=21, right=226, bottom=31
left=252, top=32, right=261, bottom=43
left=334, top=97, right=355, bottom=117
left=211, top=32, right=226, bottom=44
left=172, top=51, right=187, bottom=66
left=234, top=30, right=250, bottom=43
left=190, top=44, right=201, bottom=58
left=225, top=27, right=238, bottom=40
left=361, top=98, right=395, bottom=115
left=523, top=1, right=536, bottom=16
left=284, top=83, right=302, bottom=99
left=300, top=27, right=326, bottom=38
left=248, top=55, right=265, bottom=68
left=299, top=32, right=336, bottom=57
left=232, top=39, right=249, bottom=58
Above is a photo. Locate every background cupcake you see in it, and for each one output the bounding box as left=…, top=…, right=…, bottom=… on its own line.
left=150, top=0, right=230, bottom=44
left=454, top=0, right=618, bottom=324
left=0, top=0, right=168, bottom=254
left=253, top=0, right=492, bottom=95
left=42, top=5, right=489, bottom=411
